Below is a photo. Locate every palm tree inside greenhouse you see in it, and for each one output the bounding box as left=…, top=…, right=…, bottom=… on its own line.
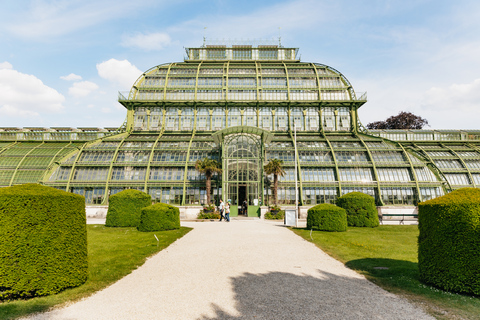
left=264, top=159, right=286, bottom=206
left=195, top=158, right=222, bottom=205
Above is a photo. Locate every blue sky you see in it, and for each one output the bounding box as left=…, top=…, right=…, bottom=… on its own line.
left=1, top=0, right=480, bottom=129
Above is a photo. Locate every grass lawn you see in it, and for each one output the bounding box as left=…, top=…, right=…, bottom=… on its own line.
left=0, top=225, right=192, bottom=320
left=292, top=225, right=479, bottom=320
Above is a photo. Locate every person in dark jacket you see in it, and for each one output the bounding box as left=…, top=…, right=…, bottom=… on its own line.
left=242, top=199, right=248, bottom=216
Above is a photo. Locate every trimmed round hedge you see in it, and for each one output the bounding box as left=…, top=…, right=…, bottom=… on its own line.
left=336, top=192, right=379, bottom=227
left=418, top=188, right=480, bottom=295
left=138, top=203, right=180, bottom=232
left=0, top=184, right=87, bottom=300
left=105, top=189, right=152, bottom=227
left=307, top=203, right=347, bottom=232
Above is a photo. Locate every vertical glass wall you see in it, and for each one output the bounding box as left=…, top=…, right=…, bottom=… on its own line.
left=227, top=107, right=241, bottom=127
left=131, top=105, right=356, bottom=133
left=224, top=134, right=261, bottom=207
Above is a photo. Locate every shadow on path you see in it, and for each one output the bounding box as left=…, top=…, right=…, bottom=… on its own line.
left=198, top=270, right=429, bottom=320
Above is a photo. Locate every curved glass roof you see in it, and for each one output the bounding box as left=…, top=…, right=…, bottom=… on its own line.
left=120, top=61, right=366, bottom=104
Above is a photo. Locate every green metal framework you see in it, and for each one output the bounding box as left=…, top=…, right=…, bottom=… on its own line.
left=1, top=43, right=480, bottom=208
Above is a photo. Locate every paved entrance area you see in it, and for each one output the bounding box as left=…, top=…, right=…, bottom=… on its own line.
left=25, top=220, right=433, bottom=320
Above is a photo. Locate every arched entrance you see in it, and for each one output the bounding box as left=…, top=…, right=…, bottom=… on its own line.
left=213, top=126, right=273, bottom=217
left=224, top=133, right=261, bottom=216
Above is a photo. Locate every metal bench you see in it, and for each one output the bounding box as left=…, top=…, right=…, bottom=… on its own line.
left=380, top=213, right=418, bottom=224
left=377, top=206, right=418, bottom=225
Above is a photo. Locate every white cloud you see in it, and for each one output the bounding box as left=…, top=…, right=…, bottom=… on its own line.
left=0, top=62, right=13, bottom=70
left=0, top=67, right=65, bottom=118
left=0, top=105, right=39, bottom=117
left=96, top=59, right=142, bottom=90
left=423, top=79, right=480, bottom=111
left=61, top=73, right=82, bottom=81
left=68, top=81, right=99, bottom=98
left=121, top=32, right=172, bottom=51
left=6, top=1, right=155, bottom=39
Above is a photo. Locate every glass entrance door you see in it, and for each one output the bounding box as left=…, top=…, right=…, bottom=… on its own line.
left=223, top=133, right=262, bottom=217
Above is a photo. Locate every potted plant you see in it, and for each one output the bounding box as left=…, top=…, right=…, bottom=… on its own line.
left=270, top=205, right=281, bottom=215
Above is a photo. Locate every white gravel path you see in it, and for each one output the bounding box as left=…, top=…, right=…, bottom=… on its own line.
left=23, top=220, right=434, bottom=320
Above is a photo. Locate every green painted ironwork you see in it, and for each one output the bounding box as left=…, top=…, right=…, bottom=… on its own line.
left=224, top=61, right=229, bottom=101
left=283, top=62, right=291, bottom=101
left=212, top=126, right=273, bottom=145
left=410, top=144, right=452, bottom=193
left=311, top=62, right=323, bottom=101
left=397, top=143, right=423, bottom=203
left=0, top=142, right=18, bottom=155
left=102, top=134, right=129, bottom=204
left=9, top=142, right=44, bottom=186
left=65, top=143, right=89, bottom=191
left=4, top=43, right=480, bottom=208
left=181, top=126, right=196, bottom=205
left=322, top=133, right=342, bottom=197
left=223, top=132, right=263, bottom=208
left=194, top=62, right=203, bottom=101
left=162, top=63, right=175, bottom=101
left=288, top=129, right=304, bottom=205
left=356, top=134, right=384, bottom=205
left=144, top=129, right=165, bottom=193
left=319, top=107, right=324, bottom=134
left=255, top=61, right=261, bottom=103
left=120, top=60, right=367, bottom=108
left=40, top=142, right=74, bottom=184
left=443, top=144, right=476, bottom=188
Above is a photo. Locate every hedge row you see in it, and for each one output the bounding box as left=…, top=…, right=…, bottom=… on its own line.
left=0, top=184, right=87, bottom=300
left=418, top=188, right=480, bottom=295
left=105, top=189, right=152, bottom=227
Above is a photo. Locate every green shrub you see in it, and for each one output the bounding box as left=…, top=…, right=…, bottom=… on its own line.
left=105, top=189, right=151, bottom=227
left=336, top=192, right=379, bottom=227
left=269, top=205, right=281, bottom=212
left=203, top=203, right=216, bottom=212
left=418, top=188, right=480, bottom=295
left=265, top=210, right=285, bottom=220
left=0, top=184, right=87, bottom=300
left=138, top=203, right=180, bottom=232
left=307, top=203, right=347, bottom=232
left=197, top=210, right=221, bottom=219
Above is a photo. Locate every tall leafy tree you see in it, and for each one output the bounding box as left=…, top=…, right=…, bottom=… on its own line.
left=367, top=111, right=429, bottom=130
left=195, top=158, right=222, bottom=205
left=264, top=159, right=286, bottom=206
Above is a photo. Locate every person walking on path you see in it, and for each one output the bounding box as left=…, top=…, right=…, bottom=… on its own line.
left=242, top=199, right=248, bottom=216
left=225, top=201, right=230, bottom=222
left=218, top=199, right=225, bottom=222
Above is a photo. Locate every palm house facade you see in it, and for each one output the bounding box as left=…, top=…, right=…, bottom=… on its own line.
left=1, top=42, right=480, bottom=217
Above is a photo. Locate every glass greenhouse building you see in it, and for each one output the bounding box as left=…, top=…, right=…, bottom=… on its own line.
left=1, top=42, right=480, bottom=217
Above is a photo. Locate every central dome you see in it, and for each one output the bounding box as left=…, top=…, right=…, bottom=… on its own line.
left=124, top=44, right=363, bottom=104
